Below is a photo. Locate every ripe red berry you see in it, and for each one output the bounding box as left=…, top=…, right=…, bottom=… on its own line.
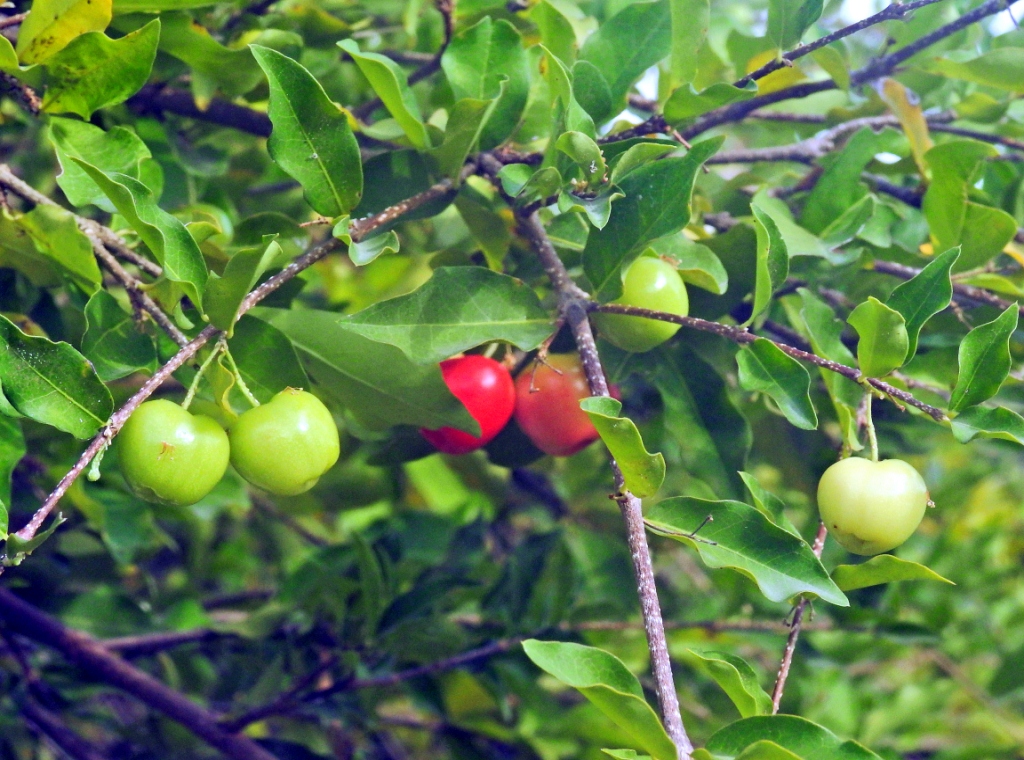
left=513, top=353, right=605, bottom=457
left=421, top=355, right=516, bottom=455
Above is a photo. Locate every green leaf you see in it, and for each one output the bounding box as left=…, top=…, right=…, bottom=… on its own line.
left=17, top=0, right=111, bottom=64
left=664, top=81, right=757, bottom=124
left=3, top=515, right=66, bottom=566
left=585, top=138, right=721, bottom=301
left=82, top=290, right=157, bottom=381
left=521, top=640, right=678, bottom=760
left=768, top=0, right=823, bottom=49
left=949, top=305, right=1019, bottom=413
left=348, top=229, right=400, bottom=267
left=951, top=405, right=1024, bottom=445
left=802, top=128, right=890, bottom=234
left=886, top=247, right=959, bottom=359
left=455, top=192, right=511, bottom=269
left=645, top=497, right=848, bottom=606
left=686, top=650, right=773, bottom=718
left=650, top=234, right=728, bottom=294
left=579, top=0, right=672, bottom=122
left=811, top=45, right=849, bottom=89
left=734, top=742, right=804, bottom=760
left=529, top=1, right=577, bottom=65
left=73, top=160, right=207, bottom=310
left=228, top=315, right=309, bottom=404
left=736, top=338, right=817, bottom=430
left=579, top=397, right=666, bottom=498
left=339, top=39, right=430, bottom=149
left=556, top=131, right=606, bottom=184
left=847, top=297, right=908, bottom=378
left=251, top=45, right=363, bottom=218
left=18, top=204, right=102, bottom=294
left=747, top=201, right=788, bottom=324
left=832, top=555, right=953, bottom=591
left=113, top=0, right=218, bottom=11
left=669, top=0, right=709, bottom=86
left=738, top=471, right=800, bottom=537
left=41, top=21, right=160, bottom=119
left=205, top=239, right=283, bottom=332
left=258, top=308, right=479, bottom=434
left=608, top=143, right=676, bottom=185
left=0, top=416, right=24, bottom=532
left=341, top=267, right=552, bottom=364
left=0, top=314, right=113, bottom=439
left=925, top=49, right=1024, bottom=92
left=603, top=751, right=651, bottom=760
left=98, top=491, right=165, bottom=566
left=703, top=715, right=884, bottom=759
left=49, top=117, right=154, bottom=213
left=440, top=17, right=530, bottom=148
left=433, top=95, right=500, bottom=180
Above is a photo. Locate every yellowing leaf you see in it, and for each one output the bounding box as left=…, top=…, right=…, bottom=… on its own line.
left=878, top=79, right=932, bottom=177
left=746, top=49, right=805, bottom=94
left=17, top=0, right=112, bottom=64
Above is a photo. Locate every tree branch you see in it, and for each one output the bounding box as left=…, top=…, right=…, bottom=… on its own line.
left=20, top=699, right=111, bottom=760
left=128, top=85, right=272, bottom=138
left=0, top=588, right=280, bottom=760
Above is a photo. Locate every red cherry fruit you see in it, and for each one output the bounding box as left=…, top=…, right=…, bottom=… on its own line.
left=421, top=355, right=516, bottom=455
left=514, top=353, right=617, bottom=457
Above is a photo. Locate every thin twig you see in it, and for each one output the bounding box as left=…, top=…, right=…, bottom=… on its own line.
left=20, top=700, right=111, bottom=760
left=873, top=259, right=1024, bottom=318
left=0, top=12, right=27, bottom=29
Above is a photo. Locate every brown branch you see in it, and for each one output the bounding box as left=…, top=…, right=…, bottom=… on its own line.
left=128, top=85, right=272, bottom=138
left=515, top=211, right=693, bottom=760
left=873, top=259, right=1024, bottom=318
left=20, top=699, right=111, bottom=760
left=101, top=629, right=227, bottom=656
left=0, top=588, right=279, bottom=760
left=770, top=522, right=827, bottom=713
left=221, top=655, right=339, bottom=731
left=590, top=303, right=948, bottom=421
left=0, top=12, right=27, bottom=29
left=0, top=71, right=40, bottom=116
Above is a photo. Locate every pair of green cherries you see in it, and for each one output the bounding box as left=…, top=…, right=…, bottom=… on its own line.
left=118, top=389, right=340, bottom=506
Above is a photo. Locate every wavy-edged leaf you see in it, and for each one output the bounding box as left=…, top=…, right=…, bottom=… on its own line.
left=522, top=640, right=678, bottom=760
left=17, top=0, right=111, bottom=64
left=556, top=131, right=606, bottom=184
left=833, top=555, right=953, bottom=591
left=703, top=715, right=883, bottom=759
left=736, top=338, right=817, bottom=430
left=251, top=45, right=362, bottom=217
left=886, top=247, right=959, bottom=359
left=951, top=405, right=1024, bottom=445
left=847, top=297, right=908, bottom=378
left=686, top=650, right=773, bottom=718
left=645, top=497, right=848, bottom=606
left=579, top=397, right=665, bottom=498
left=339, top=39, right=430, bottom=149
left=73, top=159, right=207, bottom=309
left=739, top=471, right=800, bottom=537
left=18, top=204, right=102, bottom=294
left=950, top=304, right=1018, bottom=412
left=585, top=138, right=721, bottom=302
left=257, top=308, right=478, bottom=434
left=82, top=290, right=156, bottom=381
left=747, top=201, right=788, bottom=324
left=41, top=21, right=159, bottom=119
left=205, top=239, right=282, bottom=332
left=342, top=267, right=551, bottom=364
left=3, top=515, right=66, bottom=566
left=0, top=314, right=112, bottom=438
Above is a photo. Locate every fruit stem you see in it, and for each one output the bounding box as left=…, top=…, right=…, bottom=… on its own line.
left=222, top=346, right=261, bottom=408
left=864, top=393, right=879, bottom=462
left=182, top=342, right=225, bottom=411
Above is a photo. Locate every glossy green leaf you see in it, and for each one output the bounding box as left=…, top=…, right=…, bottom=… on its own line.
left=156, top=12, right=261, bottom=104
left=579, top=0, right=671, bottom=122
left=812, top=45, right=849, bottom=89
left=833, top=555, right=953, bottom=591
left=49, top=117, right=154, bottom=213
left=228, top=315, right=309, bottom=404
left=926, top=49, right=1024, bottom=92
left=819, top=194, right=876, bottom=248
left=886, top=247, right=959, bottom=359
left=348, top=229, right=400, bottom=267
left=585, top=138, right=721, bottom=302
left=669, top=0, right=709, bottom=86
left=18, top=204, right=102, bottom=294
left=703, top=715, right=883, bottom=759
left=339, top=39, right=430, bottom=149
left=81, top=290, right=156, bottom=381
left=951, top=405, right=1024, bottom=445
left=205, top=240, right=283, bottom=332
left=258, top=308, right=479, bottom=434
left=529, top=0, right=577, bottom=64
left=3, top=515, right=66, bottom=566
left=433, top=96, right=499, bottom=180
left=440, top=17, right=529, bottom=148
left=847, top=297, right=908, bottom=378
left=0, top=416, right=24, bottom=533
left=603, top=751, right=651, bottom=760
left=949, top=305, right=1019, bottom=412
left=802, top=128, right=890, bottom=234
left=747, top=201, right=788, bottom=324
left=556, top=131, right=606, bottom=184
left=41, top=21, right=159, bottom=119
left=558, top=189, right=622, bottom=230
left=541, top=46, right=597, bottom=137
left=608, top=143, right=676, bottom=185
left=0, top=314, right=113, bottom=439
left=686, top=649, right=773, bottom=717
left=736, top=339, right=817, bottom=430
left=342, top=267, right=551, bottom=364
left=579, top=397, right=665, bottom=498
left=74, top=160, right=207, bottom=309
left=522, top=640, right=678, bottom=760
left=455, top=192, right=510, bottom=269
left=113, top=0, right=218, bottom=11
left=251, top=45, right=363, bottom=217
left=768, top=0, right=823, bottom=49
left=645, top=497, right=848, bottom=606
left=664, top=81, right=757, bottom=123
left=17, top=0, right=111, bottom=64
left=650, top=234, right=728, bottom=294
left=738, top=471, right=800, bottom=537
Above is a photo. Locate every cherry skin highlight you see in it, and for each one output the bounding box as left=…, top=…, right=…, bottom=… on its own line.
left=421, top=355, right=516, bottom=455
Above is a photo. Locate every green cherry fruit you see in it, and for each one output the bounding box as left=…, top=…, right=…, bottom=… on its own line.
left=118, top=399, right=230, bottom=506
left=593, top=256, right=689, bottom=353
left=817, top=457, right=930, bottom=556
left=229, top=388, right=340, bottom=496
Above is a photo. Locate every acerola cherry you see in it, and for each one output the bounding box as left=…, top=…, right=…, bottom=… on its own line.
left=513, top=353, right=602, bottom=457
left=817, top=457, right=930, bottom=556
left=593, top=256, right=689, bottom=353
left=421, top=355, right=516, bottom=455
left=118, top=399, right=230, bottom=506
left=229, top=388, right=340, bottom=495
